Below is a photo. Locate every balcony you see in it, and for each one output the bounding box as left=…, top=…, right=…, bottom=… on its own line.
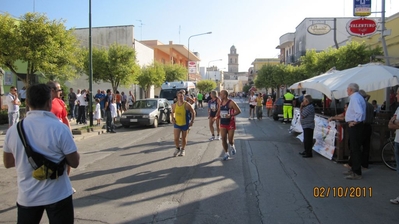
left=278, top=33, right=295, bottom=49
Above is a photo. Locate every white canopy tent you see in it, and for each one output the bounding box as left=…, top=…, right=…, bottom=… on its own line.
left=289, top=63, right=399, bottom=99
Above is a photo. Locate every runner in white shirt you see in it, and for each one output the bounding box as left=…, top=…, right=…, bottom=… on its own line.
left=248, top=91, right=257, bottom=120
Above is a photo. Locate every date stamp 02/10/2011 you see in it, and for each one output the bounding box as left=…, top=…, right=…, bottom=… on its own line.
left=313, top=186, right=373, bottom=198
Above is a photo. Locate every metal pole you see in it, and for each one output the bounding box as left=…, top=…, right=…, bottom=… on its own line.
left=187, top=32, right=212, bottom=81
left=333, top=18, right=339, bottom=49
left=89, top=0, right=93, bottom=126
left=381, top=0, right=390, bottom=66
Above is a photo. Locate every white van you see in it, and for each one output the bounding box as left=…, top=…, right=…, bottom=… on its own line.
left=160, top=81, right=196, bottom=109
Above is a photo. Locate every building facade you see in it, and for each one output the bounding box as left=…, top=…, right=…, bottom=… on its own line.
left=71, top=25, right=152, bottom=98
left=277, top=17, right=355, bottom=65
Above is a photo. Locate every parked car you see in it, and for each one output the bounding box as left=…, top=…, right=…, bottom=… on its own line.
left=120, top=98, right=171, bottom=128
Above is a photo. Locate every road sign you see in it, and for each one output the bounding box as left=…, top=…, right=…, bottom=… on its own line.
left=347, top=18, right=377, bottom=37
left=353, top=0, right=371, bottom=16
left=188, top=61, right=197, bottom=74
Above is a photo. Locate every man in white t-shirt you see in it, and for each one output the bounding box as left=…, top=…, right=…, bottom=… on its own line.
left=6, top=86, right=21, bottom=127
left=248, top=91, right=257, bottom=120
left=3, top=83, right=80, bottom=223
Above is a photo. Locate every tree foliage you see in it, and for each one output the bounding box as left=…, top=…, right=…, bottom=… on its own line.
left=196, top=80, right=216, bottom=93
left=164, top=63, right=187, bottom=82
left=136, top=62, right=165, bottom=98
left=84, top=43, right=140, bottom=93
left=0, top=13, right=83, bottom=85
left=243, top=84, right=251, bottom=93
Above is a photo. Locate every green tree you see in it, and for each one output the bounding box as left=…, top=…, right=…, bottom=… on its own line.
left=243, top=84, right=251, bottom=93
left=0, top=13, right=82, bottom=85
left=164, top=63, right=187, bottom=82
left=83, top=43, right=140, bottom=93
left=196, top=80, right=216, bottom=93
left=136, top=62, right=165, bottom=98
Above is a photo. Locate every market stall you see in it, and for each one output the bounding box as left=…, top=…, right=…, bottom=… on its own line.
left=289, top=63, right=399, bottom=162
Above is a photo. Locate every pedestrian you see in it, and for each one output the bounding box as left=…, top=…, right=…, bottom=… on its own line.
left=47, top=81, right=75, bottom=193
left=371, top=100, right=379, bottom=116
left=248, top=91, right=256, bottom=120
left=208, top=90, right=221, bottom=141
left=359, top=89, right=374, bottom=169
left=115, top=90, right=122, bottom=117
left=298, top=90, right=306, bottom=104
left=110, top=96, right=117, bottom=125
left=344, top=83, right=366, bottom=180
left=283, top=89, right=295, bottom=124
left=128, top=90, right=135, bottom=109
left=6, top=86, right=21, bottom=128
left=172, top=90, right=195, bottom=157
left=3, top=83, right=80, bottom=223
left=388, top=88, right=399, bottom=204
left=197, top=92, right=204, bottom=109
left=48, top=81, right=71, bottom=129
left=76, top=89, right=87, bottom=125
left=298, top=94, right=315, bottom=158
left=68, top=88, right=77, bottom=120
left=121, top=91, right=127, bottom=112
left=256, top=93, right=263, bottom=120
left=266, top=96, right=273, bottom=117
left=94, top=89, right=105, bottom=118
left=94, top=98, right=102, bottom=126
left=75, top=89, right=81, bottom=122
left=218, top=90, right=241, bottom=160
left=104, top=89, right=116, bottom=133
left=18, top=86, right=26, bottom=103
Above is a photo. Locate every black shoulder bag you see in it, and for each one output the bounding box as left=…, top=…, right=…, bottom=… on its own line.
left=16, top=120, right=65, bottom=180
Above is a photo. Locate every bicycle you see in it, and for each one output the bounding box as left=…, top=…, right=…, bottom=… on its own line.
left=381, top=136, right=397, bottom=171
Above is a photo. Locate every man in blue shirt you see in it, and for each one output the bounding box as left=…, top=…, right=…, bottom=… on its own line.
left=344, top=83, right=366, bottom=180
left=94, top=89, right=106, bottom=119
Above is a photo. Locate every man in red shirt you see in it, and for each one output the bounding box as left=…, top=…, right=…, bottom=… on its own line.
left=47, top=81, right=71, bottom=130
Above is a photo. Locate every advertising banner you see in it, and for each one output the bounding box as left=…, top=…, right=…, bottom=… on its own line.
left=313, top=116, right=337, bottom=160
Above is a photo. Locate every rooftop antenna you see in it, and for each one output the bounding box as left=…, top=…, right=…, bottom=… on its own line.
left=137, top=20, right=145, bottom=40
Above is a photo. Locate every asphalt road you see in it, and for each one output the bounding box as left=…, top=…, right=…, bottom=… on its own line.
left=1, top=98, right=399, bottom=224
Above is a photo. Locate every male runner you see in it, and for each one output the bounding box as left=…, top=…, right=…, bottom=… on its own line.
left=208, top=91, right=221, bottom=140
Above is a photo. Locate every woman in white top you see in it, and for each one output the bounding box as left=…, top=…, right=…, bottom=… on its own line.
left=94, top=98, right=102, bottom=125
left=248, top=91, right=257, bottom=120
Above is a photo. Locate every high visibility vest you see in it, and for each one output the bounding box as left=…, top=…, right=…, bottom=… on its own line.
left=266, top=99, right=273, bottom=109
left=283, top=92, right=294, bottom=106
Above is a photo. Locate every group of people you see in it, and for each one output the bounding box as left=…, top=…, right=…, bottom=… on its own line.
left=172, top=89, right=241, bottom=161
left=247, top=91, right=274, bottom=120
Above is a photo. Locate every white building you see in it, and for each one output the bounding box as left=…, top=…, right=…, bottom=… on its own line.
left=277, top=17, right=362, bottom=64
left=68, top=25, right=154, bottom=98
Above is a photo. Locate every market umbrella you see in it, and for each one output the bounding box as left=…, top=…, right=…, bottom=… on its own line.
left=289, top=63, right=399, bottom=99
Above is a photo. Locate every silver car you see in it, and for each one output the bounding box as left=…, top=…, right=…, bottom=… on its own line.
left=120, top=98, right=172, bottom=128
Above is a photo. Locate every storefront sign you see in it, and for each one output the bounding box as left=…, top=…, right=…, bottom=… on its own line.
left=353, top=0, right=371, bottom=16
left=307, top=24, right=331, bottom=35
left=347, top=18, right=377, bottom=37
left=188, top=61, right=197, bottom=74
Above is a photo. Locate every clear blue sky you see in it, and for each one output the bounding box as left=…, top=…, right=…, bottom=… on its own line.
left=1, top=0, right=398, bottom=71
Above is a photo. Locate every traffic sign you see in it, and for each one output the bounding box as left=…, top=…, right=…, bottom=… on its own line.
left=353, top=0, right=371, bottom=16
left=346, top=18, right=377, bottom=37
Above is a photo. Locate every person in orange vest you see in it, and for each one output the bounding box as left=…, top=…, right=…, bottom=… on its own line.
left=283, top=90, right=295, bottom=124
left=265, top=95, right=273, bottom=117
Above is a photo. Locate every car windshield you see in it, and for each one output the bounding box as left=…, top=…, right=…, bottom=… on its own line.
left=160, top=89, right=186, bottom=100
left=132, top=100, right=157, bottom=109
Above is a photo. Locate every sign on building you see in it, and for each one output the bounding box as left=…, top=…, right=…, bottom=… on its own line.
left=307, top=24, right=331, bottom=35
left=353, top=0, right=371, bottom=17
left=346, top=18, right=377, bottom=37
left=188, top=61, right=197, bottom=74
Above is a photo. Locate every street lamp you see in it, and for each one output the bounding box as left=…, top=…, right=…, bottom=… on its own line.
left=187, top=31, right=212, bottom=81
left=207, top=59, right=222, bottom=80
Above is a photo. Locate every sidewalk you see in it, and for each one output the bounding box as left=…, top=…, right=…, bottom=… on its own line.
left=0, top=118, right=122, bottom=140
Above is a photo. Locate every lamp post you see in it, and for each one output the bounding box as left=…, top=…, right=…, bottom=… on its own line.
left=207, top=59, right=222, bottom=80
left=88, top=0, right=93, bottom=126
left=187, top=32, right=212, bottom=81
